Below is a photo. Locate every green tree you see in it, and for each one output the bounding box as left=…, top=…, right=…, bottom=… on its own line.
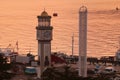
left=0, top=53, right=8, bottom=72
left=42, top=64, right=111, bottom=80
left=0, top=53, right=13, bottom=80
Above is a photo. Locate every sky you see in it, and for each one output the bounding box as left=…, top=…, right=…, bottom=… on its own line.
left=0, top=0, right=120, bottom=56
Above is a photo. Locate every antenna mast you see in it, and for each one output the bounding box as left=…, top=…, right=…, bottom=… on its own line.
left=82, top=0, right=85, bottom=6
left=72, top=33, right=74, bottom=57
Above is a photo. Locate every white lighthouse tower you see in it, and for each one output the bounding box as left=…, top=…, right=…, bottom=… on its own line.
left=36, top=10, right=53, bottom=75
left=78, top=6, right=87, bottom=77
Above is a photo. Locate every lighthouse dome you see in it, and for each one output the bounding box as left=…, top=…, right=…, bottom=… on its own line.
left=79, top=6, right=87, bottom=12
left=41, top=11, right=49, bottom=16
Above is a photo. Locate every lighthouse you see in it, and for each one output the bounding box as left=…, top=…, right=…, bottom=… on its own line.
left=78, top=6, right=87, bottom=77
left=36, top=10, right=53, bottom=75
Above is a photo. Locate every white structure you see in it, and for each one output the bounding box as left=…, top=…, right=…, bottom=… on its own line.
left=15, top=56, right=30, bottom=63
left=36, top=10, right=53, bottom=76
left=115, top=39, right=120, bottom=61
left=116, top=49, right=120, bottom=61
left=78, top=6, right=87, bottom=77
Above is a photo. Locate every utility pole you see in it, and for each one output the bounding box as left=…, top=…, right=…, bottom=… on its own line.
left=118, top=36, right=120, bottom=50
left=72, top=33, right=74, bottom=57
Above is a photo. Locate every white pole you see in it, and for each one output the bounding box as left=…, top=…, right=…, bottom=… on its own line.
left=78, top=6, right=87, bottom=77
left=119, top=37, right=120, bottom=49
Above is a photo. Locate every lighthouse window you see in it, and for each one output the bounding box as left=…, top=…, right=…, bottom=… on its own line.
left=40, top=19, right=42, bottom=21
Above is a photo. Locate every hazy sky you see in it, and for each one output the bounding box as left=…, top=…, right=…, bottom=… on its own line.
left=0, top=0, right=119, bottom=10
left=0, top=0, right=119, bottom=56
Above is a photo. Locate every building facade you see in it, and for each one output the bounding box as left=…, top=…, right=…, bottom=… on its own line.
left=78, top=6, right=87, bottom=77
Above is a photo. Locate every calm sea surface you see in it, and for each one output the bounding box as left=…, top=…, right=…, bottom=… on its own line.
left=0, top=0, right=120, bottom=57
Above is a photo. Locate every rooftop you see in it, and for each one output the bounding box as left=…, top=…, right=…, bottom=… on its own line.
left=41, top=10, right=49, bottom=16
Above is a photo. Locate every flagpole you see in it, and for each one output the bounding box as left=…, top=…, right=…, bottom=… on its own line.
left=16, top=41, right=19, bottom=53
